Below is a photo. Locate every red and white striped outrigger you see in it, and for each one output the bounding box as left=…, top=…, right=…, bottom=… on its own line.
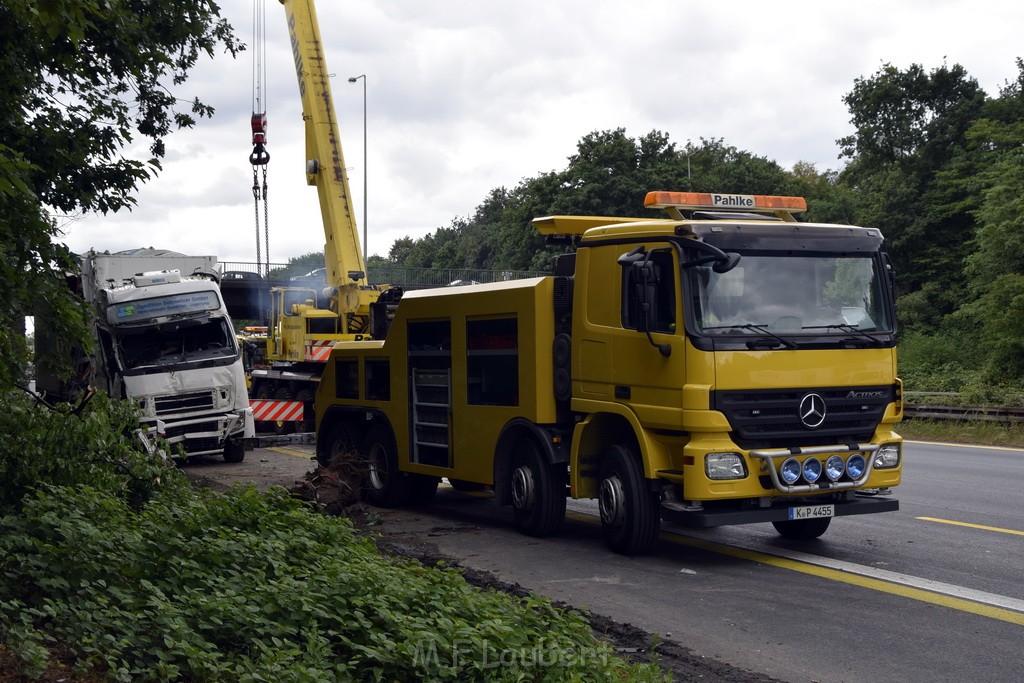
left=305, top=339, right=334, bottom=362
left=250, top=399, right=304, bottom=423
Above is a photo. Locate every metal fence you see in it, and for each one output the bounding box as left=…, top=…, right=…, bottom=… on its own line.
left=218, top=262, right=549, bottom=288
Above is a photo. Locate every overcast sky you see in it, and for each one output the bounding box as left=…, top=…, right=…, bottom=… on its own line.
left=61, top=0, right=1024, bottom=268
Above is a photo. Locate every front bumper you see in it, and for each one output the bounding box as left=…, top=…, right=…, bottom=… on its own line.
left=663, top=494, right=899, bottom=528
left=140, top=408, right=254, bottom=457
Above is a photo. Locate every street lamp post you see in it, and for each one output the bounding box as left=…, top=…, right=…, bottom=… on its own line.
left=347, top=74, right=367, bottom=264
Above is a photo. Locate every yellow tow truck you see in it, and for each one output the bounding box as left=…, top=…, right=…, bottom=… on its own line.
left=313, top=191, right=903, bottom=555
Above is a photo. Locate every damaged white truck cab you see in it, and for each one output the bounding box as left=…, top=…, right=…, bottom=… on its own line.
left=95, top=269, right=254, bottom=461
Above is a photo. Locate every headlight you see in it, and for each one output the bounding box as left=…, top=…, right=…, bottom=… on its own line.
left=705, top=453, right=747, bottom=480
left=780, top=457, right=801, bottom=484
left=824, top=455, right=846, bottom=481
left=217, top=388, right=232, bottom=408
left=802, top=458, right=822, bottom=483
left=847, top=454, right=867, bottom=480
left=875, top=443, right=901, bottom=469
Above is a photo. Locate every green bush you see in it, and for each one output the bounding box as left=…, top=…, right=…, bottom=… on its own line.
left=0, top=485, right=665, bottom=681
left=898, top=330, right=981, bottom=392
left=0, top=391, right=183, bottom=514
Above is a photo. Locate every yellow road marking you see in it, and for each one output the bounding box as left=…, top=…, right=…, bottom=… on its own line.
left=917, top=516, right=1024, bottom=537
left=269, top=446, right=313, bottom=458
left=565, top=511, right=1024, bottom=626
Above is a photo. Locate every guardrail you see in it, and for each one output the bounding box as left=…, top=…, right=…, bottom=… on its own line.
left=218, top=262, right=549, bottom=288
left=904, top=404, right=1024, bottom=423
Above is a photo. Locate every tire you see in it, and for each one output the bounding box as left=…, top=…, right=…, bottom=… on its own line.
left=598, top=444, right=660, bottom=555
left=317, top=422, right=356, bottom=468
left=273, top=387, right=295, bottom=435
left=223, top=437, right=245, bottom=463
left=772, top=516, right=832, bottom=540
left=509, top=439, right=566, bottom=537
left=361, top=423, right=411, bottom=507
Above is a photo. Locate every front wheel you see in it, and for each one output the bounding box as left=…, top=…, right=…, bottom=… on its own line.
left=223, top=437, right=245, bottom=463
left=598, top=445, right=660, bottom=555
left=772, top=517, right=832, bottom=539
left=510, top=439, right=566, bottom=537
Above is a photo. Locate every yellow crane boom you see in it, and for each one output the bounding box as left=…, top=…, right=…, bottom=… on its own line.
left=281, top=0, right=372, bottom=310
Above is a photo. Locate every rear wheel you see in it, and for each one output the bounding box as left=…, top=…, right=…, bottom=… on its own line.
left=223, top=437, right=245, bottom=463
left=772, top=517, right=832, bottom=539
left=362, top=424, right=410, bottom=507
left=598, top=445, right=660, bottom=555
left=317, top=422, right=356, bottom=468
left=509, top=439, right=566, bottom=537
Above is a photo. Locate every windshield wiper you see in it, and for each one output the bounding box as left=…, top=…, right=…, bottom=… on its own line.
left=802, top=323, right=884, bottom=346
left=701, top=323, right=798, bottom=349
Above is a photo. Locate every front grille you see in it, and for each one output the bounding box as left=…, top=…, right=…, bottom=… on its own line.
left=154, top=391, right=215, bottom=416
left=183, top=437, right=221, bottom=454
left=162, top=421, right=220, bottom=439
left=712, top=385, right=894, bottom=449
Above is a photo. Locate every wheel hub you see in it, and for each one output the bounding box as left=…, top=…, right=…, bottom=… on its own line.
left=367, top=445, right=386, bottom=490
left=511, top=465, right=535, bottom=510
left=599, top=474, right=626, bottom=526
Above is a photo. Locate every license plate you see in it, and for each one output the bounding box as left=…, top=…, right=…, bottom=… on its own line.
left=788, top=504, right=834, bottom=520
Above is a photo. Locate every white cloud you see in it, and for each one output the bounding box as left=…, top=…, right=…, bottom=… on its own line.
left=65, top=0, right=1024, bottom=266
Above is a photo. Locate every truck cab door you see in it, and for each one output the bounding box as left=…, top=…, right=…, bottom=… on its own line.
left=611, top=247, right=686, bottom=428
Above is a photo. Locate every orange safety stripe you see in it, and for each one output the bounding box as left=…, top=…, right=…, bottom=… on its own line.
left=250, top=399, right=304, bottom=422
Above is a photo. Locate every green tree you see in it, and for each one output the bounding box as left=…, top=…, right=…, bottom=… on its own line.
left=837, top=62, right=987, bottom=327
left=964, top=60, right=1024, bottom=286
left=267, top=251, right=327, bottom=279
left=385, top=236, right=417, bottom=266
left=388, top=129, right=810, bottom=273
left=0, top=0, right=240, bottom=392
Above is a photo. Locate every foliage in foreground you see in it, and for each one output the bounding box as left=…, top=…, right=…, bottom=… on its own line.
left=0, top=391, right=183, bottom=515
left=0, top=484, right=664, bottom=682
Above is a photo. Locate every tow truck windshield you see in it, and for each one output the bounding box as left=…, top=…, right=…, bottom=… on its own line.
left=688, top=252, right=893, bottom=339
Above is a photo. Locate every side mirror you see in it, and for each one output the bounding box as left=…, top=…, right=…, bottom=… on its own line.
left=713, top=253, right=741, bottom=273
left=620, top=250, right=671, bottom=358
left=634, top=274, right=655, bottom=334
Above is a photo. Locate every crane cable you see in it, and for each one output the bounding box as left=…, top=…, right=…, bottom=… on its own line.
left=250, top=0, right=270, bottom=322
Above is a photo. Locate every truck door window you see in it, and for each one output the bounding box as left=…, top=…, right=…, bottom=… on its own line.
left=621, top=249, right=676, bottom=333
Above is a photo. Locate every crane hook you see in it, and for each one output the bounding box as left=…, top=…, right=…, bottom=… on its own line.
left=250, top=112, right=270, bottom=165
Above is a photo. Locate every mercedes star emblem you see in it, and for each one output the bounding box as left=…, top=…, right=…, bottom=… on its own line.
left=799, top=393, right=826, bottom=428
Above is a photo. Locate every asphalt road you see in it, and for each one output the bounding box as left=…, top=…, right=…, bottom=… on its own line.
left=185, top=439, right=1024, bottom=683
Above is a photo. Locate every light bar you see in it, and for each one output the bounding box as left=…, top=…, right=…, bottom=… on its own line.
left=644, top=191, right=807, bottom=213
